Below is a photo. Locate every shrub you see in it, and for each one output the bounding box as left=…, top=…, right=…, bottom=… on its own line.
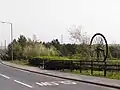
left=28, top=56, right=79, bottom=69
left=23, top=43, right=59, bottom=59
left=28, top=58, right=45, bottom=66
left=28, top=56, right=68, bottom=66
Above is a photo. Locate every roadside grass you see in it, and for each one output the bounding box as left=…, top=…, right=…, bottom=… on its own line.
left=107, top=72, right=120, bottom=79
left=61, top=69, right=120, bottom=80
left=35, top=56, right=79, bottom=60
left=60, top=69, right=104, bottom=76
left=9, top=60, right=29, bottom=66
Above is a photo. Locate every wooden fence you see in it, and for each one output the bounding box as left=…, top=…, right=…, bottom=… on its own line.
left=39, top=60, right=120, bottom=76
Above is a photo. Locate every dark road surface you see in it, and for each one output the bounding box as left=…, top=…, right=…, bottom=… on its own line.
left=0, top=63, right=118, bottom=90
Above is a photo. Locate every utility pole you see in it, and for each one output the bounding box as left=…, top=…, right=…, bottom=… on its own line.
left=10, top=23, right=13, bottom=61
left=1, top=41, right=2, bottom=49
left=4, top=40, right=6, bottom=50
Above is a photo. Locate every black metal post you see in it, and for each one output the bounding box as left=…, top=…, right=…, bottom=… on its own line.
left=70, top=60, right=73, bottom=72
left=80, top=61, right=82, bottom=73
left=104, top=61, right=107, bottom=76
left=91, top=61, right=93, bottom=75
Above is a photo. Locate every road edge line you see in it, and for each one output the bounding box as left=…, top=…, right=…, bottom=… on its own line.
left=0, top=73, right=10, bottom=79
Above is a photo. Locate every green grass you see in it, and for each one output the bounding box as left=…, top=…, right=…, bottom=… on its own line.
left=9, top=60, right=29, bottom=66
left=107, top=72, right=120, bottom=79
left=108, top=59, right=120, bottom=64
left=61, top=69, right=120, bottom=80
left=35, top=56, right=79, bottom=60
left=61, top=69, right=104, bottom=76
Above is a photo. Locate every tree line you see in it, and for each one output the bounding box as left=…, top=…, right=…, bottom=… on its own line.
left=0, top=34, right=120, bottom=61
left=0, top=25, right=120, bottom=61
left=1, top=34, right=88, bottom=60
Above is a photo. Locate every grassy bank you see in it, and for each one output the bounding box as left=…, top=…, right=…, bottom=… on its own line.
left=60, top=69, right=120, bottom=80
left=9, top=60, right=29, bottom=66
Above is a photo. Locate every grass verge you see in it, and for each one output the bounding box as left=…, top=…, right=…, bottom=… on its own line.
left=60, top=69, right=120, bottom=80
left=9, top=60, right=29, bottom=66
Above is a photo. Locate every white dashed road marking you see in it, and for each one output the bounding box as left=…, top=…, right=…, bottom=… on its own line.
left=58, top=80, right=77, bottom=85
left=0, top=73, right=10, bottom=79
left=36, top=82, right=44, bottom=86
left=14, top=80, right=33, bottom=88
left=36, top=82, right=52, bottom=86
left=51, top=82, right=59, bottom=85
left=36, top=80, right=77, bottom=87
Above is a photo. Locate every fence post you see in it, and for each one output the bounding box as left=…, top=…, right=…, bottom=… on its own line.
left=104, top=61, right=107, bottom=76
left=62, top=60, right=64, bottom=71
left=91, top=61, right=93, bottom=75
left=43, top=59, right=44, bottom=69
left=70, top=60, right=73, bottom=72
left=79, top=61, right=82, bottom=73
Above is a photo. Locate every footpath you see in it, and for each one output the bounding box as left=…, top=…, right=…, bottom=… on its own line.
left=1, top=61, right=120, bottom=89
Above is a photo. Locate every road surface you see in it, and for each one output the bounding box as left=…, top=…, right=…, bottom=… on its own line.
left=0, top=63, right=118, bottom=90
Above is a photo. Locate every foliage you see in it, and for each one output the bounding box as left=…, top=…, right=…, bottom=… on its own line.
left=75, top=44, right=90, bottom=60
left=13, top=42, right=23, bottom=59
left=7, top=39, right=22, bottom=60
left=2, top=33, right=120, bottom=62
left=18, top=35, right=27, bottom=50
left=0, top=49, right=9, bottom=60
left=109, top=44, right=120, bottom=59
left=23, top=43, right=59, bottom=59
left=107, top=60, right=120, bottom=64
left=51, top=39, right=61, bottom=50
left=60, top=44, right=77, bottom=56
left=35, top=56, right=72, bottom=60
left=28, top=56, right=79, bottom=67
left=6, top=35, right=26, bottom=60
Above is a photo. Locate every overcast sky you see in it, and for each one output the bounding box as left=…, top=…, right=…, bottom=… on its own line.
left=0, top=0, right=120, bottom=45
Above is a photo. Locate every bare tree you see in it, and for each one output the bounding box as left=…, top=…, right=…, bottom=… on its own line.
left=68, top=25, right=90, bottom=44
left=68, top=25, right=91, bottom=60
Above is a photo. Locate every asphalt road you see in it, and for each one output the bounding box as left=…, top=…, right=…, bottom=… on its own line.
left=0, top=63, right=118, bottom=90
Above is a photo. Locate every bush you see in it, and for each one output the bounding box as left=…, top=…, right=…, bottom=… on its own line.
left=28, top=56, right=67, bottom=66
left=0, top=49, right=11, bottom=60
left=44, top=60, right=81, bottom=70
left=23, top=44, right=59, bottom=59
left=1, top=54, right=10, bottom=61
left=28, top=56, right=79, bottom=69
left=28, top=57, right=46, bottom=66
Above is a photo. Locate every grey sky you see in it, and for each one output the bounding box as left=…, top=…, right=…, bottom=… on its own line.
left=0, top=0, right=120, bottom=45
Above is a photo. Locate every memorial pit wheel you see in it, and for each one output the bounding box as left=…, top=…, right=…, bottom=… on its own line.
left=90, top=33, right=108, bottom=62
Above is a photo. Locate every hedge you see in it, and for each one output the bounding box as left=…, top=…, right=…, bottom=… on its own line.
left=44, top=60, right=72, bottom=70
left=28, top=57, right=47, bottom=66
left=28, top=56, right=79, bottom=70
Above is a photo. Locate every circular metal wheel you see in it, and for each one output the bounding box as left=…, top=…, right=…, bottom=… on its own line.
left=90, top=33, right=108, bottom=62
